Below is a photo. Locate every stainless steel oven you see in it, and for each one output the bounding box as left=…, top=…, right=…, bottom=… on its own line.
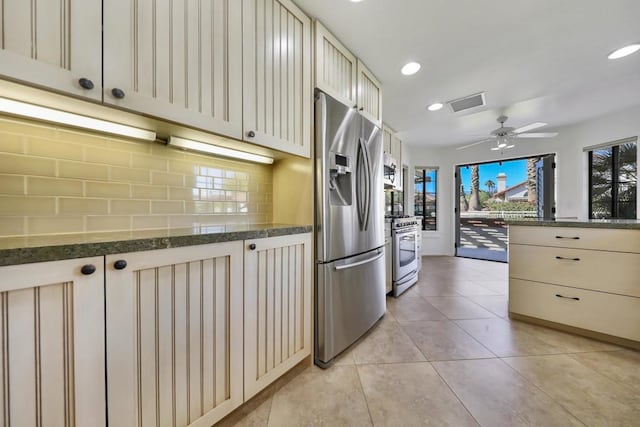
left=390, top=216, right=420, bottom=296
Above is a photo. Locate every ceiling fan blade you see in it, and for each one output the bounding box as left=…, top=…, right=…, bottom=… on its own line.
left=514, top=122, right=547, bottom=134
left=456, top=138, right=494, bottom=150
left=517, top=132, right=559, bottom=138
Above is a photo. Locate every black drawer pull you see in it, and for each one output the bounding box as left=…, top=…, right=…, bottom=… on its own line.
left=248, top=243, right=257, bottom=251
left=555, top=236, right=580, bottom=240
left=555, top=256, right=580, bottom=261
left=113, top=259, right=128, bottom=270
left=555, top=294, right=580, bottom=301
left=80, top=264, right=96, bottom=275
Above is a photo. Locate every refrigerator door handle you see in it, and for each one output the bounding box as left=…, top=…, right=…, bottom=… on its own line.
left=359, top=138, right=372, bottom=231
left=356, top=139, right=366, bottom=230
left=334, top=251, right=384, bottom=271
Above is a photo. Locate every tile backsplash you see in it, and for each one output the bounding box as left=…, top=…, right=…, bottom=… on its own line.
left=0, top=116, right=273, bottom=237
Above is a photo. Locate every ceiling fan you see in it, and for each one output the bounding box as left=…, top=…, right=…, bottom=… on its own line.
left=457, top=115, right=558, bottom=151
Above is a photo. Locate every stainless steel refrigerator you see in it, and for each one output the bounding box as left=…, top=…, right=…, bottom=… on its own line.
left=315, top=90, right=386, bottom=367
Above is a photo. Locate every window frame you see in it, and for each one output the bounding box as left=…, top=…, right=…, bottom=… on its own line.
left=414, top=167, right=438, bottom=231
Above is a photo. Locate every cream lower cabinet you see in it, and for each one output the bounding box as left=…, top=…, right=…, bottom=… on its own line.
left=0, top=0, right=102, bottom=101
left=509, top=225, right=640, bottom=344
left=105, top=242, right=244, bottom=427
left=0, top=257, right=105, bottom=427
left=243, top=233, right=312, bottom=399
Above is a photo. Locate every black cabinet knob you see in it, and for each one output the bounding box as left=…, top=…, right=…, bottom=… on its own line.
left=78, top=78, right=95, bottom=90
left=113, top=259, right=128, bottom=270
left=359, top=107, right=364, bottom=111
left=247, top=130, right=256, bottom=138
left=111, top=88, right=126, bottom=99
left=80, top=264, right=96, bottom=275
left=248, top=243, right=257, bottom=251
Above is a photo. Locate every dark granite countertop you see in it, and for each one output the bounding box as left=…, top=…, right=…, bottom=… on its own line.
left=506, top=218, right=640, bottom=230
left=0, top=224, right=313, bottom=267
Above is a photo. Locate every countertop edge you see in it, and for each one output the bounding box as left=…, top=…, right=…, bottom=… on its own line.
left=506, top=219, right=640, bottom=230
left=0, top=225, right=313, bottom=267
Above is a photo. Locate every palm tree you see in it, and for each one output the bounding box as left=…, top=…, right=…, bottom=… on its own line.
left=460, top=183, right=469, bottom=211
left=526, top=157, right=541, bottom=203
left=484, top=179, right=496, bottom=196
left=469, top=165, right=481, bottom=210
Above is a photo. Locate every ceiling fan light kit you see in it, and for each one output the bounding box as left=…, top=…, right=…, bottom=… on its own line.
left=608, top=43, right=640, bottom=59
left=457, top=115, right=558, bottom=151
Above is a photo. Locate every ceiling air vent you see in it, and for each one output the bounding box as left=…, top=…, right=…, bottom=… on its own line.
left=447, top=92, right=486, bottom=113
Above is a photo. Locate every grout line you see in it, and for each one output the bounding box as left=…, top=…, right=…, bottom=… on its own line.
left=429, top=361, right=484, bottom=427
left=353, top=365, right=376, bottom=426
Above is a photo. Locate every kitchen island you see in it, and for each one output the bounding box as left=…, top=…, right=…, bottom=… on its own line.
left=507, top=218, right=640, bottom=349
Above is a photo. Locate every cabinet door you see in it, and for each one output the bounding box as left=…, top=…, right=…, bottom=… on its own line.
left=314, top=20, right=357, bottom=108
left=244, top=233, right=312, bottom=399
left=243, top=0, right=312, bottom=158
left=104, top=0, right=243, bottom=139
left=0, top=257, right=105, bottom=427
left=357, top=59, right=383, bottom=127
left=106, top=242, right=243, bottom=427
left=0, top=0, right=102, bottom=100
left=382, top=126, right=393, bottom=155
left=391, top=134, right=403, bottom=190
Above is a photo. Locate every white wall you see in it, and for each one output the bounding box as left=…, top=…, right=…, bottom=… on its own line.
left=406, top=105, right=640, bottom=256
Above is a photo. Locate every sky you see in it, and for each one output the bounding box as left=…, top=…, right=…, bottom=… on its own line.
left=459, top=158, right=527, bottom=194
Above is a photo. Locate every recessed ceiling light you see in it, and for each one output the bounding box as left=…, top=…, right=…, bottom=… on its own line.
left=349, top=0, right=364, bottom=2
left=401, top=62, right=421, bottom=76
left=427, top=103, right=443, bottom=111
left=608, top=44, right=640, bottom=59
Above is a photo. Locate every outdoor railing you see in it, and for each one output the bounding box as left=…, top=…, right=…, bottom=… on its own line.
left=460, top=210, right=538, bottom=219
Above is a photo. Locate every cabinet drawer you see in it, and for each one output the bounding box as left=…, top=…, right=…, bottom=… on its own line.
left=509, top=226, right=640, bottom=253
left=509, top=244, right=640, bottom=297
left=509, top=279, right=640, bottom=342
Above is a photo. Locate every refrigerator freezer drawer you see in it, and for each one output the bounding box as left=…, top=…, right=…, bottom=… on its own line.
left=315, top=248, right=386, bottom=366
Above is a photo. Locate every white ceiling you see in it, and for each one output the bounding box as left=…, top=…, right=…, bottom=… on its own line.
left=294, top=0, right=640, bottom=147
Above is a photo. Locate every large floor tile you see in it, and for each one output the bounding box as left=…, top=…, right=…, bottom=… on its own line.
left=217, top=387, right=273, bottom=427
left=455, top=318, right=562, bottom=357
left=449, top=282, right=501, bottom=296
left=358, top=362, right=479, bottom=427
left=268, top=366, right=372, bottom=426
left=504, top=354, right=640, bottom=427
left=415, top=281, right=463, bottom=297
left=401, top=320, right=495, bottom=361
left=386, top=295, right=446, bottom=322
left=351, top=318, right=426, bottom=364
left=433, top=359, right=583, bottom=427
left=509, top=321, right=622, bottom=353
left=424, top=296, right=497, bottom=320
left=570, top=350, right=640, bottom=394
left=465, top=295, right=509, bottom=317
left=472, top=279, right=508, bottom=294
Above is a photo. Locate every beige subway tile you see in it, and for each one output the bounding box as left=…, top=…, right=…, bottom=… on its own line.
left=151, top=171, right=184, bottom=187
left=0, top=196, right=56, bottom=215
left=85, top=146, right=131, bottom=167
left=58, top=160, right=109, bottom=181
left=86, top=215, right=131, bottom=232
left=238, top=202, right=248, bottom=213
left=200, top=166, right=224, bottom=177
left=222, top=202, right=237, bottom=213
left=111, top=199, right=150, bottom=215
left=27, top=177, right=83, bottom=197
left=56, top=129, right=111, bottom=146
left=221, top=179, right=238, bottom=190
left=26, top=137, right=83, bottom=161
left=106, top=139, right=152, bottom=154
left=168, top=159, right=200, bottom=175
left=28, top=216, right=84, bottom=235
left=185, top=175, right=213, bottom=189
left=151, top=200, right=184, bottom=214
left=0, top=175, right=25, bottom=195
left=168, top=215, right=199, bottom=228
left=201, top=189, right=225, bottom=201
left=0, top=217, right=25, bottom=236
left=0, top=132, right=26, bottom=154
left=0, top=153, right=56, bottom=177
left=110, top=166, right=150, bottom=183
left=185, top=201, right=214, bottom=214
left=150, top=143, right=185, bottom=159
left=132, top=184, right=167, bottom=200
left=169, top=187, right=199, bottom=201
left=0, top=117, right=57, bottom=139
left=132, top=215, right=168, bottom=230
left=58, top=198, right=108, bottom=215
left=132, top=154, right=168, bottom=172
left=213, top=178, right=224, bottom=189
left=86, top=181, right=130, bottom=198
left=213, top=202, right=224, bottom=213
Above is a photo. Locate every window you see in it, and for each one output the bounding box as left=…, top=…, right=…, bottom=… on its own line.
left=588, top=139, right=637, bottom=219
left=414, top=167, right=437, bottom=230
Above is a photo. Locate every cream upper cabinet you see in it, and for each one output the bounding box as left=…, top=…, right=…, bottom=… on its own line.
left=243, top=0, right=312, bottom=158
left=391, top=133, right=403, bottom=190
left=0, top=0, right=102, bottom=101
left=357, top=59, right=383, bottom=127
left=103, top=0, right=244, bottom=139
left=244, top=233, right=312, bottom=399
left=105, top=242, right=244, bottom=427
left=0, top=257, right=105, bottom=426
left=314, top=20, right=357, bottom=108
left=382, top=126, right=393, bottom=155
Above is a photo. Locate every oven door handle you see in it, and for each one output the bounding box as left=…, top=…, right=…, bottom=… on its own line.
left=335, top=251, right=384, bottom=271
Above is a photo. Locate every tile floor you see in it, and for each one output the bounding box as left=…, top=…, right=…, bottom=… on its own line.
left=220, top=256, right=640, bottom=427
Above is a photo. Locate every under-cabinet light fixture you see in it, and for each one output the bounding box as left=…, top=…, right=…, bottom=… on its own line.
left=168, top=136, right=274, bottom=165
left=0, top=97, right=157, bottom=141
